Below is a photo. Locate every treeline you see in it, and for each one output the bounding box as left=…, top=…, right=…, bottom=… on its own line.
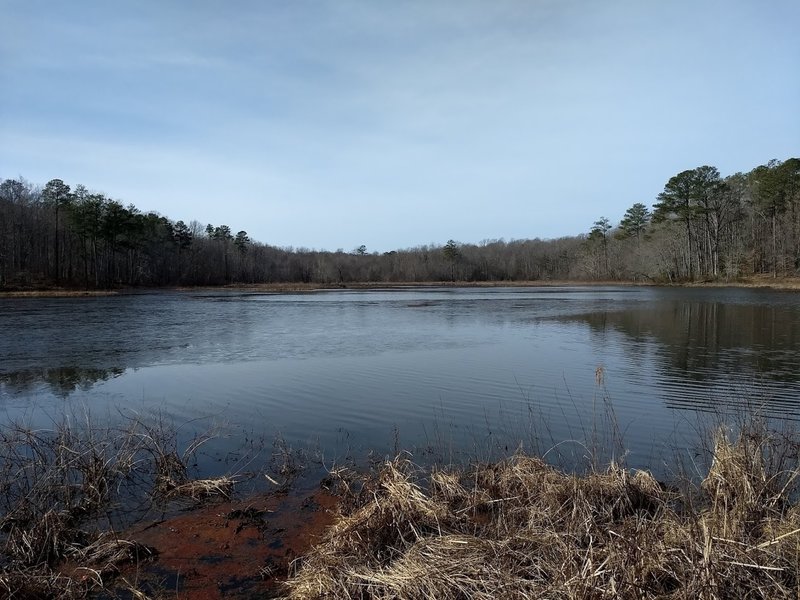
left=586, top=158, right=800, bottom=282
left=0, top=157, right=798, bottom=289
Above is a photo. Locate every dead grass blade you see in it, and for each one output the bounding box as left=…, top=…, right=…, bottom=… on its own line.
left=286, top=423, right=800, bottom=599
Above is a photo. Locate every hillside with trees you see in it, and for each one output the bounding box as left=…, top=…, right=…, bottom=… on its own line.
left=1, top=157, right=798, bottom=289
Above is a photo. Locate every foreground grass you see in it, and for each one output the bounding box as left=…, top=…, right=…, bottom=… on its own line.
left=4, top=416, right=800, bottom=599
left=0, top=416, right=234, bottom=598
left=286, top=424, right=800, bottom=600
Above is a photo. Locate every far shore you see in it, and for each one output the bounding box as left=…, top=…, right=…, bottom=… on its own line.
left=3, top=275, right=800, bottom=298
left=0, top=288, right=121, bottom=298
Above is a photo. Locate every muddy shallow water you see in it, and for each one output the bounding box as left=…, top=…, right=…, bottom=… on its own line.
left=97, top=488, right=339, bottom=599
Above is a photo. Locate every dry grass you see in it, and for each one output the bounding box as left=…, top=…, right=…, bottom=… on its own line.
left=0, top=414, right=230, bottom=598
left=0, top=568, right=82, bottom=599
left=68, top=534, right=157, bottom=576
left=285, top=423, right=800, bottom=600
left=160, top=476, right=235, bottom=500
left=678, top=275, right=800, bottom=290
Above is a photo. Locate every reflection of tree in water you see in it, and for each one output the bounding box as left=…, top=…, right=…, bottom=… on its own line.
left=553, top=301, right=800, bottom=384
left=0, top=366, right=125, bottom=397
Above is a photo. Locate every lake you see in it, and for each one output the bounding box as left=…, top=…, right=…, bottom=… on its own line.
left=2, top=286, right=800, bottom=476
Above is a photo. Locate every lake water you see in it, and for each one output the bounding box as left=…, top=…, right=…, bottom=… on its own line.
left=2, top=286, right=800, bottom=475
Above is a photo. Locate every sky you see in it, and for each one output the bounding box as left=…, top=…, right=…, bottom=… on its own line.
left=1, top=1, right=798, bottom=253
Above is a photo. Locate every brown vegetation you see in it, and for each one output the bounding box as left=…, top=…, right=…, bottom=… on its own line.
left=4, top=414, right=800, bottom=599
left=679, top=274, right=800, bottom=291
left=0, top=289, right=119, bottom=298
left=286, top=424, right=800, bottom=599
left=0, top=416, right=238, bottom=598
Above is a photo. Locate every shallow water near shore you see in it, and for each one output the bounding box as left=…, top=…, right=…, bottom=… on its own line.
left=2, top=286, right=800, bottom=476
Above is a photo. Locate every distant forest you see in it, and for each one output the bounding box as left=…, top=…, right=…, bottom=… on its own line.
left=1, top=157, right=798, bottom=289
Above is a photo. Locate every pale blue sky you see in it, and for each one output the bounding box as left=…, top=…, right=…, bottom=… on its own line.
left=1, top=1, right=798, bottom=252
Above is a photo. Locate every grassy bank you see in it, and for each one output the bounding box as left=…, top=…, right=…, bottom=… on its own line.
left=678, top=274, right=800, bottom=291
left=3, top=417, right=800, bottom=598
left=285, top=422, right=800, bottom=599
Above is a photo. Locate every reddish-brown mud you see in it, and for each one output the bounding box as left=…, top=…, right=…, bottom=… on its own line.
left=114, top=489, right=338, bottom=599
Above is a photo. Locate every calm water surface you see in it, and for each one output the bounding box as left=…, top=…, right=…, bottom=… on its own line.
left=2, top=286, right=800, bottom=473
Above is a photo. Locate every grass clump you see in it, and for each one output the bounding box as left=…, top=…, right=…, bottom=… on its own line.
left=160, top=476, right=235, bottom=500
left=0, top=414, right=233, bottom=598
left=285, top=422, right=800, bottom=599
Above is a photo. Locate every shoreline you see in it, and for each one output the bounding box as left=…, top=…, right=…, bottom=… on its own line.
left=3, top=411, right=800, bottom=598
left=4, top=275, right=800, bottom=298
left=58, top=426, right=800, bottom=598
left=0, top=289, right=121, bottom=298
